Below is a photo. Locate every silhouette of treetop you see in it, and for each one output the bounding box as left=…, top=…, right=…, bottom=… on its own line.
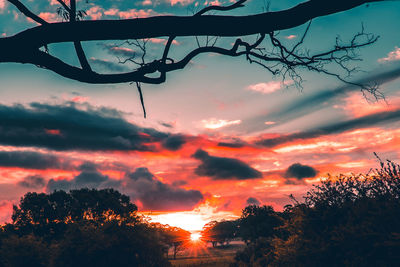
left=12, top=188, right=138, bottom=226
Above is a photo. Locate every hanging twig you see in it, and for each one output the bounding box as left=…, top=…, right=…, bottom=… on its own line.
left=135, top=82, right=146, bottom=118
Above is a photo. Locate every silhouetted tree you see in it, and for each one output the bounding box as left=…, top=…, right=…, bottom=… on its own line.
left=160, top=225, right=191, bottom=259
left=0, top=0, right=388, bottom=99
left=0, top=188, right=171, bottom=267
left=233, top=158, right=400, bottom=267
left=202, top=220, right=238, bottom=247
left=238, top=205, right=283, bottom=244
left=12, top=188, right=138, bottom=225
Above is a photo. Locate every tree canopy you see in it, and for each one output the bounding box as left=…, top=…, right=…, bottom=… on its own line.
left=0, top=188, right=171, bottom=267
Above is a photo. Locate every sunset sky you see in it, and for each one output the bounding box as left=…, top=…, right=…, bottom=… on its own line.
left=0, top=0, right=400, bottom=230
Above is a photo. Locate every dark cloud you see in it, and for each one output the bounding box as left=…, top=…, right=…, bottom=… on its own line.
left=46, top=162, right=120, bottom=192
left=18, top=175, right=46, bottom=189
left=284, top=163, right=317, bottom=180
left=47, top=165, right=203, bottom=211
left=126, top=167, right=155, bottom=181
left=235, top=65, right=400, bottom=133
left=0, top=151, right=69, bottom=170
left=162, top=134, right=186, bottom=151
left=159, top=122, right=174, bottom=128
left=0, top=102, right=185, bottom=152
left=246, top=197, right=261, bottom=206
left=124, top=167, right=203, bottom=211
left=192, top=149, right=262, bottom=180
left=256, top=109, right=400, bottom=148
left=217, top=141, right=245, bottom=148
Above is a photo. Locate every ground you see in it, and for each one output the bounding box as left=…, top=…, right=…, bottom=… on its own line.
left=170, top=241, right=244, bottom=267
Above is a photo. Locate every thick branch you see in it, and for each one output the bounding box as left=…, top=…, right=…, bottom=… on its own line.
left=8, top=0, right=384, bottom=49
left=73, top=41, right=92, bottom=71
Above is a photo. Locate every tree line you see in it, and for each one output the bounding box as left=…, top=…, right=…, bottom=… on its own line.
left=0, top=188, right=193, bottom=267
left=1, top=158, right=400, bottom=266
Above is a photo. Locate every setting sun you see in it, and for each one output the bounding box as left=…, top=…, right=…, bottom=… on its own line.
left=190, top=233, right=201, bottom=242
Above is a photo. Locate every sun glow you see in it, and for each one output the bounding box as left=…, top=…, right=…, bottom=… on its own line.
left=143, top=205, right=239, bottom=231
left=190, top=233, right=201, bottom=241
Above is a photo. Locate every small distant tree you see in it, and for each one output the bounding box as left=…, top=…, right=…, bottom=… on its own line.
left=202, top=220, right=238, bottom=247
left=159, top=225, right=191, bottom=260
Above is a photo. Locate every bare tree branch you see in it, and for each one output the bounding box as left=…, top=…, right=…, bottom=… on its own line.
left=7, top=0, right=48, bottom=25
left=0, top=0, right=390, bottom=101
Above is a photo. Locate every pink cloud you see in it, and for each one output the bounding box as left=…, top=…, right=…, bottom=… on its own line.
left=86, top=6, right=104, bottom=20
left=336, top=93, right=399, bottom=118
left=378, top=47, right=400, bottom=62
left=118, top=9, right=157, bottom=19
left=49, top=0, right=59, bottom=6
left=286, top=35, right=297, bottom=39
left=169, top=0, right=194, bottom=6
left=246, top=80, right=292, bottom=94
left=38, top=12, right=59, bottom=23
left=104, top=8, right=119, bottom=16
left=141, top=0, right=153, bottom=6
left=0, top=0, right=6, bottom=11
left=149, top=38, right=180, bottom=45
left=205, top=0, right=222, bottom=5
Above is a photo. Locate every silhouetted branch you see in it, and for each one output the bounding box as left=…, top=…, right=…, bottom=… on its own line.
left=7, top=0, right=48, bottom=25
left=0, top=0, right=388, bottom=98
left=135, top=82, right=147, bottom=118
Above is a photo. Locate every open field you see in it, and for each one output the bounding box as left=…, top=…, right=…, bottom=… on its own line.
left=170, top=241, right=245, bottom=267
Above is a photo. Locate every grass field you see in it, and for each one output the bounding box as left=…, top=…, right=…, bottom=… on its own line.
left=169, top=241, right=244, bottom=267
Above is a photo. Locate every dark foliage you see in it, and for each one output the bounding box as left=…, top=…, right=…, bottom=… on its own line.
left=0, top=188, right=171, bottom=267
left=202, top=220, right=238, bottom=247
left=232, top=159, right=400, bottom=267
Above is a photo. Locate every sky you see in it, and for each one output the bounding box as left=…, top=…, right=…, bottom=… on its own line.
left=0, top=0, right=400, bottom=230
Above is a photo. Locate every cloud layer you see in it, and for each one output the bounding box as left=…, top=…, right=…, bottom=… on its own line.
left=0, top=102, right=186, bottom=152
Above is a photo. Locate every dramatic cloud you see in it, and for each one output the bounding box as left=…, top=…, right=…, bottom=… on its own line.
left=246, top=197, right=260, bottom=206
left=17, top=175, right=46, bottom=189
left=0, top=151, right=68, bottom=169
left=125, top=167, right=204, bottom=211
left=284, top=163, right=317, bottom=180
left=46, top=164, right=203, bottom=211
left=257, top=109, right=400, bottom=148
left=192, top=149, right=262, bottom=180
left=378, top=47, right=400, bottom=62
left=0, top=102, right=186, bottom=152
